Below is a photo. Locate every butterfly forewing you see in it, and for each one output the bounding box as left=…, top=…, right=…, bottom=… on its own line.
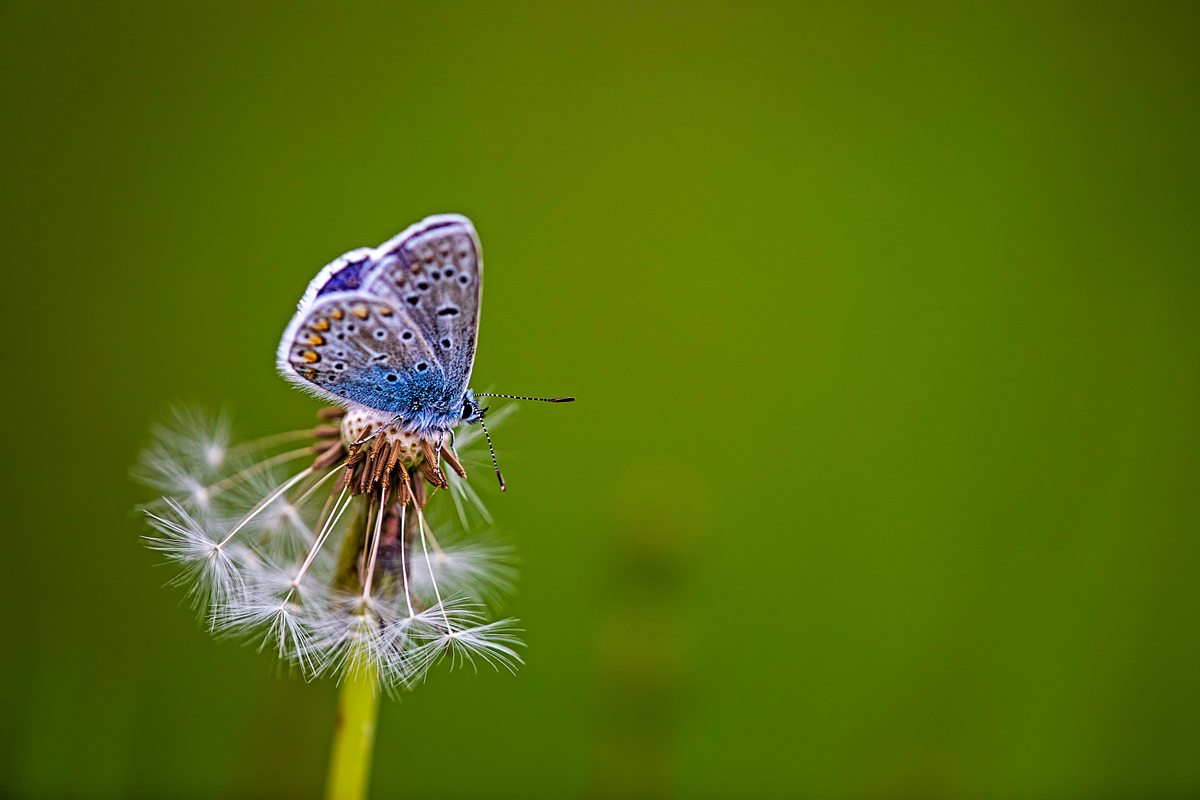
left=362, top=216, right=482, bottom=396
left=277, top=215, right=484, bottom=427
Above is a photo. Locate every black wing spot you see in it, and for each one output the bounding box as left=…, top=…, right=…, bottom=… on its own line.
left=334, top=363, right=345, bottom=370
left=416, top=362, right=428, bottom=372
left=373, top=329, right=387, bottom=340
left=437, top=306, right=459, bottom=317
left=417, top=281, right=429, bottom=291
left=405, top=295, right=420, bottom=306
left=386, top=373, right=397, bottom=382
left=458, top=275, right=469, bottom=285
left=441, top=338, right=451, bottom=348
left=401, top=330, right=413, bottom=341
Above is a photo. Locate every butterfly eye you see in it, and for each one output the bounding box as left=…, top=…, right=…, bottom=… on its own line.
left=462, top=400, right=473, bottom=419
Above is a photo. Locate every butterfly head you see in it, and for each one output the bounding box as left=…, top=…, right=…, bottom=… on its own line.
left=460, top=389, right=487, bottom=425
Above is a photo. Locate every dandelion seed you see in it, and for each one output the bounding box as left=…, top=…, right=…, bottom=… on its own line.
left=144, top=498, right=244, bottom=607
left=133, top=408, right=232, bottom=512
left=439, top=619, right=525, bottom=674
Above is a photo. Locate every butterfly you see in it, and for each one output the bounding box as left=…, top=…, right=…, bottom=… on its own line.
left=276, top=214, right=571, bottom=488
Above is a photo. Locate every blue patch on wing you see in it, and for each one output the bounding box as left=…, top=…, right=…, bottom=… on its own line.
left=336, top=363, right=462, bottom=430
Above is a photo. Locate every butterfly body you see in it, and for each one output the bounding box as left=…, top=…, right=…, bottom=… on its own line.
left=278, top=215, right=484, bottom=440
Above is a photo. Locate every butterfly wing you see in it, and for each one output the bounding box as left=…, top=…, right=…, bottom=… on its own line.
left=293, top=247, right=377, bottom=312
left=361, top=215, right=482, bottom=397
left=277, top=290, right=456, bottom=417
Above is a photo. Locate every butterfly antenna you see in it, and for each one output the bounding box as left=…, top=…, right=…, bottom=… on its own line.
left=474, top=394, right=576, bottom=403
left=479, top=417, right=506, bottom=492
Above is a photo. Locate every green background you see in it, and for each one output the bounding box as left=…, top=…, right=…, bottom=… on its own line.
left=2, top=2, right=1198, bottom=798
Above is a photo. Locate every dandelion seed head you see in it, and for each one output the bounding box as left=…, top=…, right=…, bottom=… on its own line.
left=137, top=405, right=521, bottom=687
left=339, top=408, right=428, bottom=463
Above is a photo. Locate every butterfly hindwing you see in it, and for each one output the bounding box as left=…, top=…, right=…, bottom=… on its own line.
left=277, top=290, right=457, bottom=417
left=362, top=215, right=482, bottom=396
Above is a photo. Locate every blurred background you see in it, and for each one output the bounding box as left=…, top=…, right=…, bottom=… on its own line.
left=2, top=2, right=1198, bottom=798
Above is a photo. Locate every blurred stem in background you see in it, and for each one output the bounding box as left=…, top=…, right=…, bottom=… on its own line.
left=590, top=468, right=702, bottom=800
left=325, top=663, right=380, bottom=800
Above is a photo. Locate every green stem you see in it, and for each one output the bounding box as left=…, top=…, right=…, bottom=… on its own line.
left=325, top=662, right=380, bottom=800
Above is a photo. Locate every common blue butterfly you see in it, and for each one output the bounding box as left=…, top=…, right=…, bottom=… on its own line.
left=277, top=214, right=571, bottom=489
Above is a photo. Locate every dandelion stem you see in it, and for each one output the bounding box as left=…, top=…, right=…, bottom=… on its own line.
left=324, top=661, right=379, bottom=800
